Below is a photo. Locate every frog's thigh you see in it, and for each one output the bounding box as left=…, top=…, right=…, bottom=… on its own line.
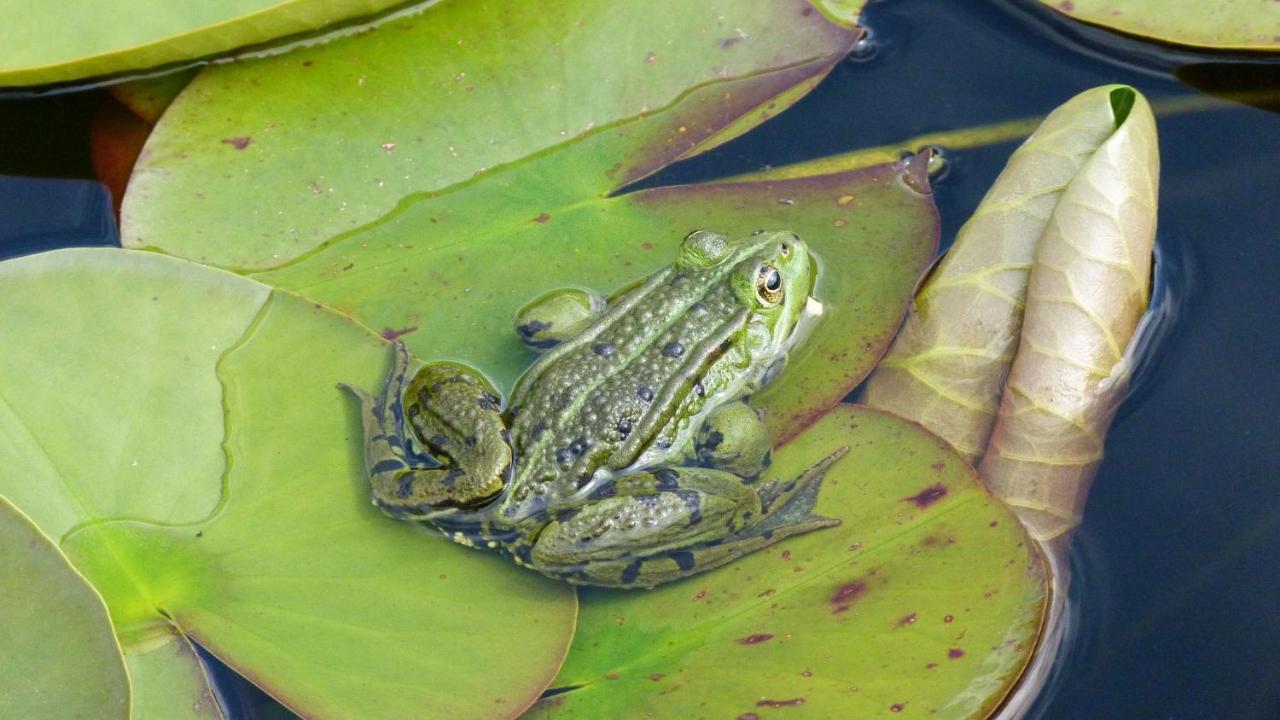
left=530, top=467, right=761, bottom=568
left=693, top=401, right=772, bottom=479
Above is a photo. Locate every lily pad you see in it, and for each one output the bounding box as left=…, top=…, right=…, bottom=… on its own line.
left=1041, top=0, right=1280, bottom=51
left=122, top=0, right=934, bottom=444
left=0, top=248, right=575, bottom=720
left=525, top=405, right=1048, bottom=719
left=0, top=0, right=410, bottom=87
left=0, top=497, right=129, bottom=719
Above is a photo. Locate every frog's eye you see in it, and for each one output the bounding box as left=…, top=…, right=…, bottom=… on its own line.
left=756, top=265, right=783, bottom=305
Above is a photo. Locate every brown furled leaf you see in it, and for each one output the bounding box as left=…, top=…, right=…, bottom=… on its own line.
left=863, top=85, right=1159, bottom=542
left=862, top=86, right=1123, bottom=460
left=979, top=87, right=1158, bottom=543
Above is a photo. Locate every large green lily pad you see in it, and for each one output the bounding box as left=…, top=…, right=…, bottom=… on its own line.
left=1041, top=0, right=1280, bottom=51
left=121, top=0, right=934, bottom=445
left=526, top=405, right=1048, bottom=719
left=0, top=0, right=410, bottom=87
left=0, top=248, right=575, bottom=720
left=0, top=497, right=130, bottom=719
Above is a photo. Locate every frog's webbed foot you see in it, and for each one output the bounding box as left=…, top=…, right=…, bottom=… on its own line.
left=514, top=288, right=605, bottom=351
left=341, top=341, right=510, bottom=519
left=527, top=447, right=847, bottom=588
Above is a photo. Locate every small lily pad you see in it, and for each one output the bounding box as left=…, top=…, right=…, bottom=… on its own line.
left=0, top=249, right=575, bottom=720
left=526, top=405, right=1047, bottom=719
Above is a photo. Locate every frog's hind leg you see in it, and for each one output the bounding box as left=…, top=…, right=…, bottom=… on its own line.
left=529, top=447, right=846, bottom=588
left=340, top=341, right=510, bottom=519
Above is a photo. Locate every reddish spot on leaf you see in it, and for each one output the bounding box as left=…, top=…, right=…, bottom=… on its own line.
left=780, top=549, right=792, bottom=561
left=380, top=325, right=419, bottom=341
left=650, top=673, right=664, bottom=682
left=641, top=242, right=653, bottom=250
left=931, top=460, right=946, bottom=472
left=693, top=589, right=707, bottom=601
left=989, top=520, right=999, bottom=527
left=221, top=136, right=252, bottom=150
left=737, top=714, right=761, bottom=720
left=738, top=633, right=774, bottom=645
left=1059, top=0, right=1075, bottom=11
left=896, top=612, right=917, bottom=627
left=944, top=614, right=955, bottom=623
left=925, top=662, right=938, bottom=669
left=902, top=483, right=948, bottom=508
left=604, top=671, right=621, bottom=680
left=533, top=213, right=551, bottom=224
left=948, top=648, right=965, bottom=659
left=757, top=588, right=776, bottom=597
left=891, top=703, right=906, bottom=712
left=756, top=697, right=805, bottom=708
left=830, top=580, right=867, bottom=614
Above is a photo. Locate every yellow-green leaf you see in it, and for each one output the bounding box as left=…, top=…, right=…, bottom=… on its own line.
left=0, top=0, right=410, bottom=88
left=1041, top=0, right=1280, bottom=51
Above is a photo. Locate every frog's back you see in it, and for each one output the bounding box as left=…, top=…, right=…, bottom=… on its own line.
left=499, top=261, right=756, bottom=518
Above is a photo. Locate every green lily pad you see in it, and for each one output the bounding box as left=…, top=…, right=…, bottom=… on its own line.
left=525, top=405, right=1048, bottom=719
left=1041, top=0, right=1280, bottom=51
left=0, top=0, right=410, bottom=87
left=121, top=0, right=933, bottom=444
left=0, top=249, right=575, bottom=719
left=0, top=497, right=130, bottom=719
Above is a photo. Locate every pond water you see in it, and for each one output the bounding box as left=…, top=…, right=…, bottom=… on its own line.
left=1, top=0, right=1277, bottom=717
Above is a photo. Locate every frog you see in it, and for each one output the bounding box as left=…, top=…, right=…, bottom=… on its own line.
left=340, top=229, right=847, bottom=588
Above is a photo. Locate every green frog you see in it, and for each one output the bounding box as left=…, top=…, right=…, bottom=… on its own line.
left=341, top=230, right=846, bottom=588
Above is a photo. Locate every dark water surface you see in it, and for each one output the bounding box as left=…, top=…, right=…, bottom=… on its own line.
left=2, top=0, right=1277, bottom=717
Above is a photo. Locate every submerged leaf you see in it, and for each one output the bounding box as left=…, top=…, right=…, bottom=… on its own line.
left=0, top=497, right=130, bottom=719
left=0, top=0, right=410, bottom=87
left=979, top=89, right=1158, bottom=543
left=1041, top=0, right=1280, bottom=51
left=0, top=249, right=575, bottom=720
left=526, top=406, right=1047, bottom=719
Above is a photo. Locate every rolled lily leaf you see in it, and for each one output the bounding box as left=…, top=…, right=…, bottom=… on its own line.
left=0, top=0, right=410, bottom=88
left=1041, top=0, right=1280, bottom=52
left=979, top=89, right=1158, bottom=543
left=864, top=85, right=1158, bottom=543
left=863, top=86, right=1127, bottom=460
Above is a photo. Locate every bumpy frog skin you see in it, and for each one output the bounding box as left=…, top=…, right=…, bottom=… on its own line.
left=341, top=230, right=846, bottom=588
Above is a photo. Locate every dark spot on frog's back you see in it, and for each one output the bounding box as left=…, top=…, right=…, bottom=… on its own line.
left=662, top=341, right=685, bottom=358
left=616, top=417, right=632, bottom=440
left=637, top=385, right=654, bottom=402
left=652, top=468, right=679, bottom=490
left=592, top=342, right=616, bottom=358
left=902, top=483, right=948, bottom=508
left=620, top=558, right=644, bottom=584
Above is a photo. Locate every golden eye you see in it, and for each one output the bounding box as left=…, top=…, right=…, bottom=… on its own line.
left=756, top=265, right=783, bottom=305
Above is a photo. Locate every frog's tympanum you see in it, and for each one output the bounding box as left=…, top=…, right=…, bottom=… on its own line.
left=341, top=230, right=846, bottom=587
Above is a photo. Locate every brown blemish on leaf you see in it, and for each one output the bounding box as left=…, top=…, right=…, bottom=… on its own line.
left=948, top=648, right=965, bottom=659
left=738, top=633, right=774, bottom=645
left=1059, top=0, right=1075, bottom=11
left=720, top=37, right=742, bottom=48
left=757, top=697, right=805, bottom=708
left=221, top=136, right=252, bottom=150
left=604, top=671, right=621, bottom=680
left=650, top=672, right=664, bottom=682
left=380, top=325, right=419, bottom=340
left=891, top=703, right=906, bottom=712
left=944, top=614, right=955, bottom=623
left=902, top=483, right=948, bottom=508
left=896, top=612, right=917, bottom=627
left=693, top=589, right=707, bottom=601
left=737, top=714, right=761, bottom=720
left=757, top=588, right=776, bottom=597
left=641, top=242, right=653, bottom=250
left=830, top=580, right=867, bottom=614
left=644, top=51, right=658, bottom=63
left=533, top=213, right=551, bottom=224
left=931, top=460, right=946, bottom=472
left=780, top=549, right=792, bottom=561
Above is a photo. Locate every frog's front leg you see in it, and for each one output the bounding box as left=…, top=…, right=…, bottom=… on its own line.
left=514, top=288, right=605, bottom=351
left=341, top=341, right=510, bottom=519
left=528, top=447, right=846, bottom=587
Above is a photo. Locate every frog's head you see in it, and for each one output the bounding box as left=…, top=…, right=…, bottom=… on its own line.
left=678, top=227, right=818, bottom=365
